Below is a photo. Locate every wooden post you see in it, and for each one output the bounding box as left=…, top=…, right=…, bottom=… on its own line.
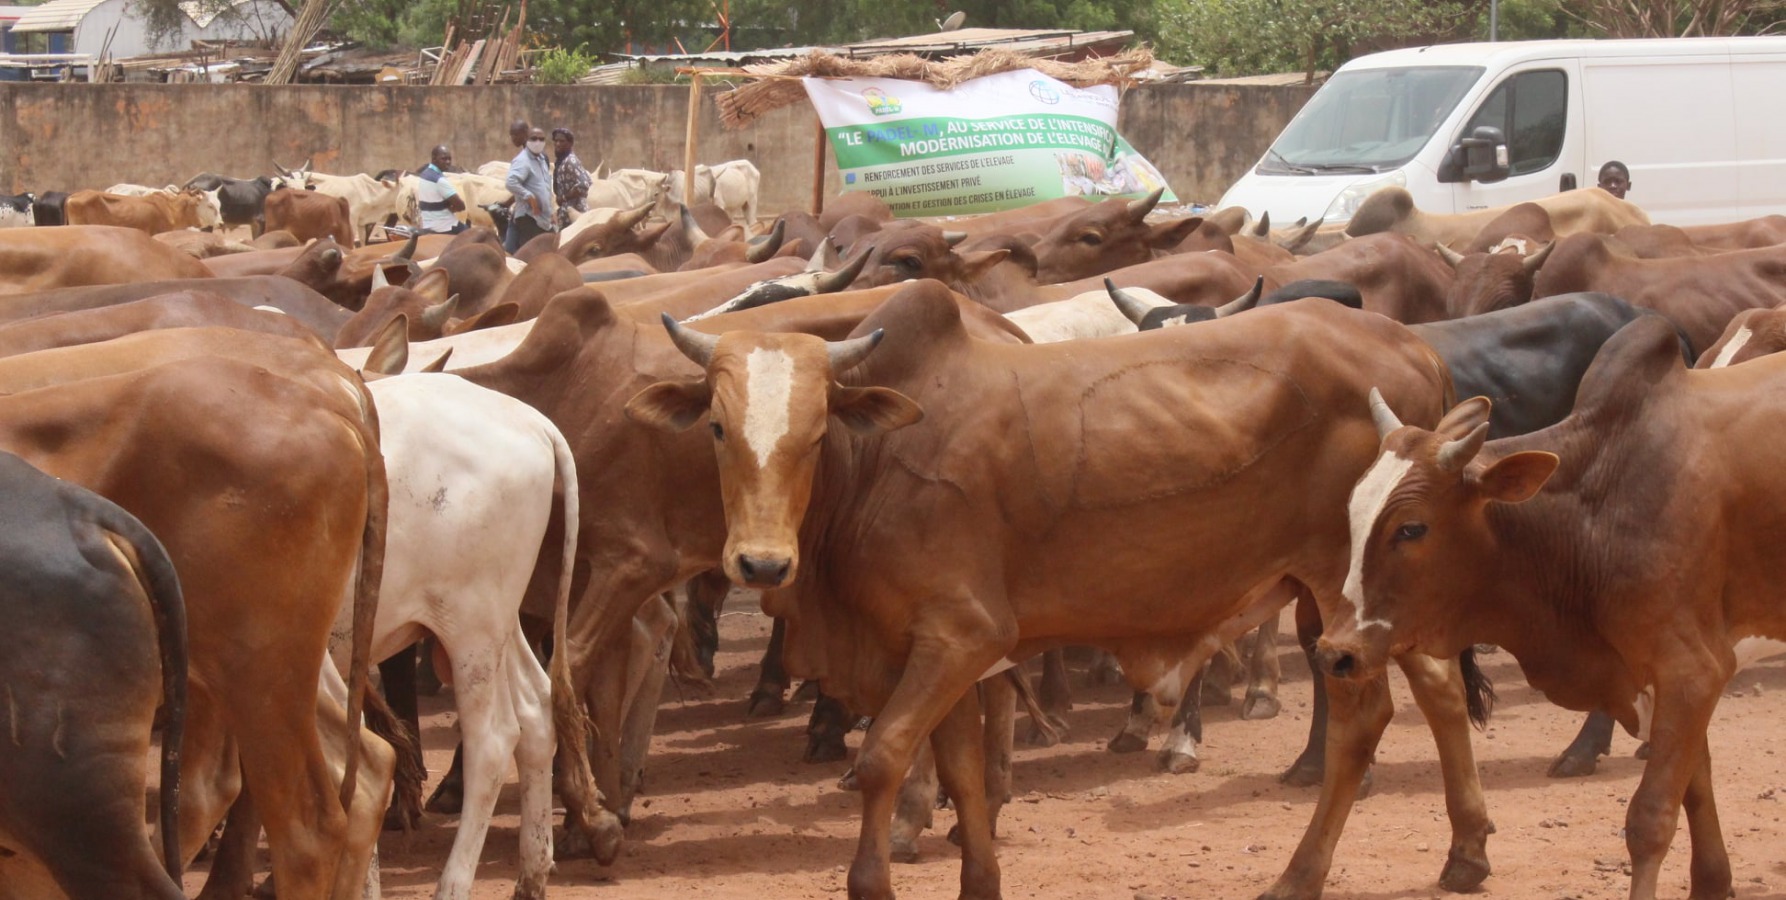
left=683, top=72, right=702, bottom=208
left=811, top=115, right=827, bottom=215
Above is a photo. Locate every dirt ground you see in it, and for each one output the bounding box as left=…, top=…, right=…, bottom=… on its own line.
left=189, top=602, right=1786, bottom=899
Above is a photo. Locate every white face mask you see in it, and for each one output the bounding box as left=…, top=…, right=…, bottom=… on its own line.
left=527, top=139, right=546, bottom=153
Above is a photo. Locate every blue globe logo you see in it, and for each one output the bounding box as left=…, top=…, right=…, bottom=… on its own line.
left=1028, top=80, right=1061, bottom=104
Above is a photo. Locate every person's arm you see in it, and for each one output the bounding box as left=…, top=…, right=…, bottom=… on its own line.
left=440, top=177, right=467, bottom=214
left=506, top=162, right=540, bottom=214
left=565, top=161, right=592, bottom=207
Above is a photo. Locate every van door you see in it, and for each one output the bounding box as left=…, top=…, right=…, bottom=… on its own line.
left=1580, top=53, right=1736, bottom=225
left=1732, top=55, right=1786, bottom=224
left=1446, top=62, right=1584, bottom=213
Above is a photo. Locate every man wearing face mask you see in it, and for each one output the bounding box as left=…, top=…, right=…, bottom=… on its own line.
left=504, top=126, right=556, bottom=252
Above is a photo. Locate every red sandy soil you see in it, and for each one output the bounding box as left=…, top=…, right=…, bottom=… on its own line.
left=188, top=604, right=1786, bottom=899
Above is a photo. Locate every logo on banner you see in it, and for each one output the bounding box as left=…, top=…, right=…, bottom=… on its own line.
left=1028, top=80, right=1061, bottom=104
left=862, top=87, right=903, bottom=116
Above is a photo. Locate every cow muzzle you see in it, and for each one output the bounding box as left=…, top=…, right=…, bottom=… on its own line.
left=733, top=552, right=794, bottom=589
left=1312, top=639, right=1368, bottom=681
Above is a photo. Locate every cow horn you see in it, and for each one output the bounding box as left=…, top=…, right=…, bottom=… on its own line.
left=1523, top=240, right=1555, bottom=272
left=392, top=231, right=419, bottom=261
left=1435, top=243, right=1466, bottom=269
left=942, top=230, right=968, bottom=247
left=1104, top=278, right=1155, bottom=325
left=419, top=348, right=454, bottom=373
left=371, top=264, right=390, bottom=291
left=1249, top=210, right=1271, bottom=238
left=745, top=219, right=786, bottom=263
left=815, top=248, right=871, bottom=292
left=661, top=312, right=719, bottom=368
left=1369, top=387, right=1403, bottom=439
left=1126, top=187, right=1164, bottom=221
left=300, top=156, right=313, bottom=172
left=806, top=236, right=840, bottom=272
left=1436, top=421, right=1490, bottom=472
left=1215, top=277, right=1265, bottom=317
left=419, top=294, right=459, bottom=331
left=619, top=202, right=653, bottom=229
left=826, top=329, right=884, bottom=373
left=680, top=204, right=712, bottom=246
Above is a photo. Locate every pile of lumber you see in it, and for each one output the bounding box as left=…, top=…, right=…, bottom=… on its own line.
left=429, top=0, right=529, bottom=85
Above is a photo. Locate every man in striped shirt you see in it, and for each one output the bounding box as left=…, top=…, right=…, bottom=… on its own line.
left=417, top=145, right=468, bottom=235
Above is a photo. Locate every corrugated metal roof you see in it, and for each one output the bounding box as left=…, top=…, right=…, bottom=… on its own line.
left=11, top=0, right=111, bottom=33
left=841, top=27, right=1132, bottom=56
left=179, top=0, right=259, bottom=29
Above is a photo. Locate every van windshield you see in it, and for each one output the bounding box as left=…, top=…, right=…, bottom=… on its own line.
left=1258, top=66, right=1484, bottom=174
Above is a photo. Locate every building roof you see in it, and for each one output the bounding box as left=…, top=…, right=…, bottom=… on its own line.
left=11, top=0, right=112, bottom=33
left=840, top=27, right=1133, bottom=60
left=179, top=0, right=261, bottom=29
left=0, top=6, right=39, bottom=22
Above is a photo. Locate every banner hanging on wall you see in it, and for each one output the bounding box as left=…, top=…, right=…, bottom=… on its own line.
left=802, top=69, right=1176, bottom=217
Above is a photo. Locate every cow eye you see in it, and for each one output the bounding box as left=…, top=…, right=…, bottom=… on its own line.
left=1393, top=522, right=1428, bottom=542
left=1078, top=232, right=1103, bottom=246
left=897, top=256, right=922, bottom=271
left=710, top=421, right=725, bottom=442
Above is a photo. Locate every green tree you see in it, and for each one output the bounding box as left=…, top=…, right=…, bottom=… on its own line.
left=1157, top=0, right=1480, bottom=80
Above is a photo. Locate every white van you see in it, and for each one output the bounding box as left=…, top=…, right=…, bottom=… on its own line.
left=1217, top=37, right=1786, bottom=227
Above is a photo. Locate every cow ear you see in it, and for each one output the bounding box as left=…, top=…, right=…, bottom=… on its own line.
left=444, top=302, right=519, bottom=335
left=830, top=385, right=923, bottom=434
left=1148, top=216, right=1202, bottom=249
left=956, top=249, right=1010, bottom=284
left=625, top=379, right=712, bottom=432
left=409, top=268, right=450, bottom=304
left=1435, top=396, right=1492, bottom=439
left=362, top=314, right=410, bottom=375
left=1475, top=450, right=1559, bottom=504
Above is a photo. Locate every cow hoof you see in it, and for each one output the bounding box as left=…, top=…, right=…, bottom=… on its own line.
left=1241, top=692, right=1281, bottom=721
left=1635, top=742, right=1652, bottom=760
left=1158, top=749, right=1200, bottom=775
left=383, top=802, right=420, bottom=832
left=791, top=680, right=820, bottom=702
left=1107, top=731, right=1148, bottom=754
left=891, top=842, right=920, bottom=864
left=512, top=871, right=548, bottom=900
left=1546, top=751, right=1600, bottom=778
left=251, top=874, right=277, bottom=900
left=837, top=767, right=860, bottom=791
left=1023, top=721, right=1061, bottom=747
left=746, top=689, right=786, bottom=718
left=1278, top=752, right=1323, bottom=787
left=425, top=780, right=464, bottom=815
left=804, top=735, right=849, bottom=764
left=1438, top=849, right=1492, bottom=892
left=555, top=816, right=625, bottom=865
left=1200, top=681, right=1234, bottom=707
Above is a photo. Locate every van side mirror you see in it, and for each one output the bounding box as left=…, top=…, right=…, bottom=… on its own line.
left=1459, top=126, right=1509, bottom=183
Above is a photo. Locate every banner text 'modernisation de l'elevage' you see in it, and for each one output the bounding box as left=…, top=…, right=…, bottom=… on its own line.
left=803, top=70, right=1176, bottom=217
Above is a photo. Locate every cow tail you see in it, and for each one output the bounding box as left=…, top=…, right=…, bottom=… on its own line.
left=1459, top=647, right=1496, bottom=730
left=92, top=498, right=188, bottom=882
left=1003, top=667, right=1066, bottom=746
left=544, top=417, right=601, bottom=824
left=339, top=401, right=389, bottom=813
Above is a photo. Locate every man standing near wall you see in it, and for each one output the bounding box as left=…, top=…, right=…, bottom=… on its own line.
left=505, top=126, right=556, bottom=251
left=418, top=144, right=468, bottom=235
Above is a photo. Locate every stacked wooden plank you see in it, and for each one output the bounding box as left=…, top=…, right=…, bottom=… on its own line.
left=427, top=0, right=528, bottom=85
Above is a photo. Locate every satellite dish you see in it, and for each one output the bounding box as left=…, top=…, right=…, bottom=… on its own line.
left=938, top=10, right=966, bottom=31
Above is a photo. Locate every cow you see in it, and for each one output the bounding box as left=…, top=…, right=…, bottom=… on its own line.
left=668, top=160, right=763, bottom=225
left=1312, top=315, right=1786, bottom=900
left=1435, top=241, right=1555, bottom=318
left=1679, top=214, right=1786, bottom=250
left=0, top=451, right=186, bottom=900
left=264, top=188, right=356, bottom=249
left=30, top=191, right=68, bottom=227
left=393, top=171, right=507, bottom=231
left=0, top=192, right=33, bottom=228
left=184, top=173, right=275, bottom=232
left=625, top=283, right=1485, bottom=900
left=1607, top=223, right=1722, bottom=258
left=0, top=277, right=349, bottom=341
left=154, top=229, right=256, bottom=259
left=1532, top=233, right=1786, bottom=351
left=63, top=190, right=221, bottom=235
left=1104, top=277, right=1360, bottom=331
left=1461, top=201, right=1555, bottom=254
left=1698, top=303, right=1786, bottom=369
left=0, top=343, right=392, bottom=900
left=590, top=168, right=672, bottom=213
left=1027, top=189, right=1205, bottom=282
left=271, top=160, right=400, bottom=244
left=0, top=226, right=212, bottom=294
left=1344, top=185, right=1649, bottom=248
left=0, top=291, right=326, bottom=356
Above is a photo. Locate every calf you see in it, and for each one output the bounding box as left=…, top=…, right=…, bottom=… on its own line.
left=1314, top=316, right=1786, bottom=900
left=264, top=188, right=355, bottom=248
left=0, top=451, right=186, bottom=900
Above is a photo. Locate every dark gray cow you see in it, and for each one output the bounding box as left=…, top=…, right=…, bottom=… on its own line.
left=184, top=173, right=275, bottom=232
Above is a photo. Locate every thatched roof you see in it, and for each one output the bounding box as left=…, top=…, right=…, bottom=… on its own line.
left=714, top=47, right=1154, bottom=129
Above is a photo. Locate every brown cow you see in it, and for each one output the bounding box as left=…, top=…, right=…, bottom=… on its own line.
left=1314, top=316, right=1786, bottom=900
left=1608, top=223, right=1721, bottom=258
left=0, top=226, right=212, bottom=294
left=1696, top=303, right=1786, bottom=369
left=0, top=276, right=350, bottom=343
left=64, top=189, right=219, bottom=235
left=627, top=284, right=1485, bottom=900
left=1680, top=213, right=1786, bottom=250
left=0, top=291, right=324, bottom=357
left=1345, top=186, right=1649, bottom=248
left=1435, top=241, right=1555, bottom=318
left=263, top=187, right=355, bottom=248
left=0, top=344, right=391, bottom=899
left=155, top=229, right=256, bottom=259
left=0, top=451, right=187, bottom=899
left=1027, top=189, right=1204, bottom=282
left=1461, top=202, right=1555, bottom=254
left=1533, top=232, right=1786, bottom=351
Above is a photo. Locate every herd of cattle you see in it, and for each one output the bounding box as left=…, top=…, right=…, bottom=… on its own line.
left=0, top=168, right=1783, bottom=900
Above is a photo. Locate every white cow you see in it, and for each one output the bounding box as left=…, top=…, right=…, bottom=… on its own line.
left=100, top=183, right=224, bottom=230
left=667, top=160, right=761, bottom=225
left=0, top=194, right=32, bottom=229
left=588, top=168, right=669, bottom=213
left=326, top=373, right=580, bottom=900
left=272, top=159, right=399, bottom=245
left=477, top=159, right=512, bottom=180
left=1003, top=285, right=1170, bottom=343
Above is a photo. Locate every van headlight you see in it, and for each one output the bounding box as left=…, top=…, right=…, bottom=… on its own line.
left=1322, top=170, right=1407, bottom=225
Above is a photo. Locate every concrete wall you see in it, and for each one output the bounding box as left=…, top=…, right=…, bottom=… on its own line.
left=0, top=80, right=1314, bottom=212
